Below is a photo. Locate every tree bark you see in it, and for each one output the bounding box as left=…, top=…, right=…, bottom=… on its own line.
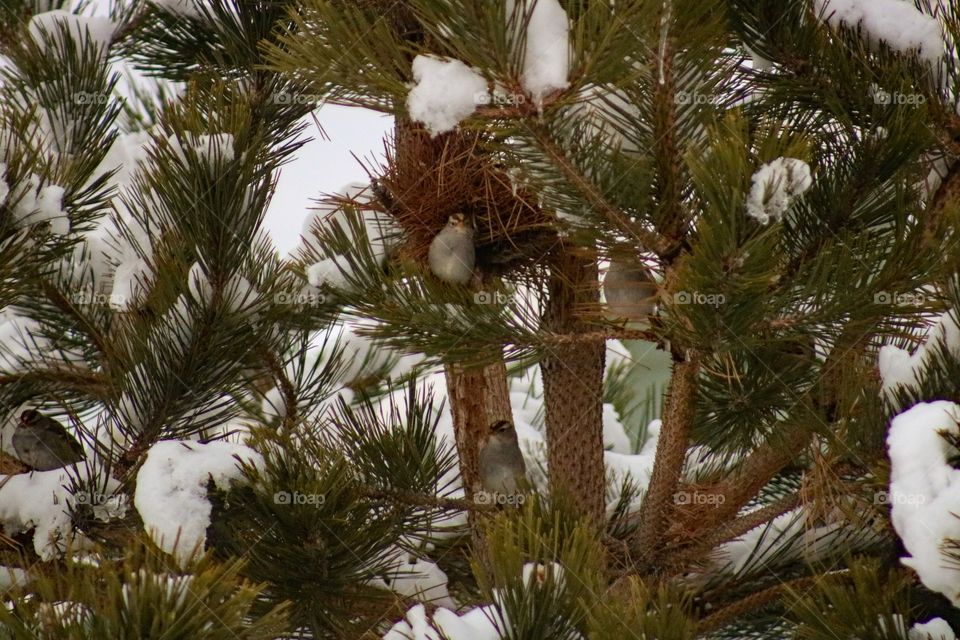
left=630, top=353, right=699, bottom=567
left=444, top=357, right=513, bottom=569
left=540, top=249, right=606, bottom=528
left=444, top=358, right=513, bottom=499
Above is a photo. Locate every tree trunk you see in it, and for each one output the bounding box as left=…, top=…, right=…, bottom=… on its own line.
left=444, top=357, right=513, bottom=499
left=540, top=249, right=606, bottom=528
left=444, top=357, right=513, bottom=570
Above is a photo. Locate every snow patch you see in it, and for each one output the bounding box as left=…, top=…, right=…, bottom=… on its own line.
left=878, top=312, right=960, bottom=404
left=910, top=618, right=957, bottom=640
left=134, top=440, right=263, bottom=566
left=814, top=0, right=944, bottom=65
left=384, top=603, right=501, bottom=640
left=509, top=0, right=571, bottom=107
left=745, top=157, right=812, bottom=225
left=28, top=11, right=115, bottom=55
left=887, top=401, right=960, bottom=605
left=0, top=470, right=75, bottom=560
left=407, top=55, right=488, bottom=136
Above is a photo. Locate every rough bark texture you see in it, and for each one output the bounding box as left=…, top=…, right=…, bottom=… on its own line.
left=631, top=354, right=699, bottom=567
left=444, top=358, right=513, bottom=569
left=444, top=358, right=513, bottom=499
left=540, top=250, right=606, bottom=527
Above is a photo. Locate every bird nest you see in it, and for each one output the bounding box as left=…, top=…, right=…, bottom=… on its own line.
left=348, top=126, right=559, bottom=280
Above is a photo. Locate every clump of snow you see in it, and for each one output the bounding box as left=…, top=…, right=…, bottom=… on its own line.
left=407, top=55, right=488, bottom=136
left=134, top=440, right=263, bottom=566
left=814, top=0, right=945, bottom=65
left=887, top=401, right=960, bottom=605
left=9, top=174, right=70, bottom=235
left=307, top=258, right=351, bottom=290
left=508, top=0, right=571, bottom=107
left=28, top=11, right=115, bottom=55
left=110, top=258, right=152, bottom=311
left=878, top=312, right=960, bottom=404
left=910, top=618, right=956, bottom=640
left=92, top=130, right=152, bottom=191
left=384, top=603, right=501, bottom=640
left=374, top=551, right=455, bottom=609
left=745, top=157, right=813, bottom=225
left=0, top=469, right=75, bottom=560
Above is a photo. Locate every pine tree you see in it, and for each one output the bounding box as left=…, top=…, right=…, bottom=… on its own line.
left=2, top=0, right=960, bottom=638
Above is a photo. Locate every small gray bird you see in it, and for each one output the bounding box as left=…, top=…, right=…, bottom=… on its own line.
left=428, top=213, right=475, bottom=285
left=603, top=258, right=658, bottom=324
left=478, top=420, right=526, bottom=496
left=12, top=410, right=85, bottom=471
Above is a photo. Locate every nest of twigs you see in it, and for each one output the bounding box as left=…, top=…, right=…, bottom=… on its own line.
left=361, top=126, right=560, bottom=280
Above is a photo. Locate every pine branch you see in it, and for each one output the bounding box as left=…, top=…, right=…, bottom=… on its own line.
left=523, top=121, right=674, bottom=258
left=648, top=3, right=686, bottom=246
left=696, top=575, right=821, bottom=634
left=665, top=491, right=802, bottom=573
left=40, top=279, right=109, bottom=358
left=630, top=351, right=700, bottom=568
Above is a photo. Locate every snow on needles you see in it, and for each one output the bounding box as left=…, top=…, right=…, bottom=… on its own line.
left=512, top=0, right=571, bottom=107
left=814, top=0, right=944, bottom=65
left=134, top=440, right=262, bottom=567
left=887, top=401, right=960, bottom=605
left=0, top=470, right=74, bottom=561
left=745, top=157, right=812, bottom=225
left=28, top=11, right=115, bottom=55
left=407, top=56, right=488, bottom=137
left=878, top=312, right=960, bottom=404
left=407, top=0, right=572, bottom=134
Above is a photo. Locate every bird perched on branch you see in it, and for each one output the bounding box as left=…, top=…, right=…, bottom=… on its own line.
left=12, top=410, right=85, bottom=471
left=428, top=213, right=475, bottom=285
left=603, top=258, right=658, bottom=324
left=478, top=420, right=527, bottom=496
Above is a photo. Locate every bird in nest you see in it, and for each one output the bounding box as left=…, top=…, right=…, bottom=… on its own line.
left=428, top=213, right=476, bottom=285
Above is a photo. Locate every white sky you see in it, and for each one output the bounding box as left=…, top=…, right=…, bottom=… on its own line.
left=265, top=107, right=391, bottom=255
